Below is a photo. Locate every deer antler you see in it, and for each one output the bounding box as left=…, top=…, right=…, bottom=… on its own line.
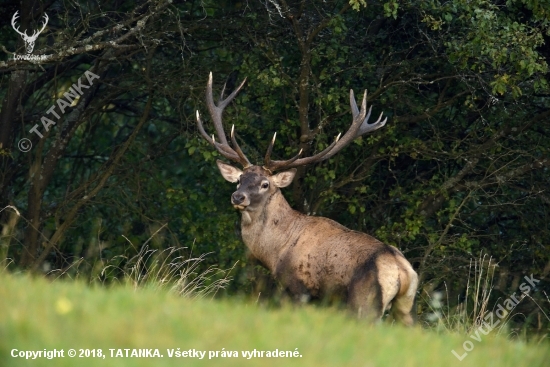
left=11, top=11, right=48, bottom=38
left=196, top=73, right=251, bottom=168
left=34, top=13, right=49, bottom=38
left=197, top=74, right=387, bottom=172
left=263, top=89, right=387, bottom=171
left=11, top=11, right=26, bottom=37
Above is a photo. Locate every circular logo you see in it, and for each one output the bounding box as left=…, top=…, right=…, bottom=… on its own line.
left=18, top=138, right=32, bottom=152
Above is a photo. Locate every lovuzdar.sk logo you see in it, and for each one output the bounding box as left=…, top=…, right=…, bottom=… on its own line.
left=11, top=10, right=49, bottom=61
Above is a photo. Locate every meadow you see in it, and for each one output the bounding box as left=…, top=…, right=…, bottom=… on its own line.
left=1, top=272, right=548, bottom=367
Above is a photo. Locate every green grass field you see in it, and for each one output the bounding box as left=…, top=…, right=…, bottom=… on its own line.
left=1, top=273, right=548, bottom=367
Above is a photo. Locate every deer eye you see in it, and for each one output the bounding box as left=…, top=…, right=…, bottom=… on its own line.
left=261, top=182, right=269, bottom=189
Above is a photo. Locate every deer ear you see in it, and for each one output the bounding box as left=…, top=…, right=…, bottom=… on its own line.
left=272, top=169, right=296, bottom=188
left=216, top=160, right=242, bottom=183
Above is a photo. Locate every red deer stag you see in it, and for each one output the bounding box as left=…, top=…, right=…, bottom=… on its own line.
left=196, top=73, right=418, bottom=325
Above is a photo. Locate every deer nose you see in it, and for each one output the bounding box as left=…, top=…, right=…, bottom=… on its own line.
left=231, top=192, right=246, bottom=205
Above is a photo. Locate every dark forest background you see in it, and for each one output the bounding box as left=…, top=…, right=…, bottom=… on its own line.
left=1, top=0, right=549, bottom=331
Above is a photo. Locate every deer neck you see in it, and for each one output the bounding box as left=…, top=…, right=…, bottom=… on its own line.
left=239, top=189, right=298, bottom=272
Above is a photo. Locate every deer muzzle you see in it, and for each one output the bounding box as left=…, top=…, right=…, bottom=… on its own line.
left=231, top=191, right=249, bottom=210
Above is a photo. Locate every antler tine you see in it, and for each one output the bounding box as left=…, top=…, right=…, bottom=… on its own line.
left=350, top=89, right=387, bottom=134
left=263, top=129, right=305, bottom=171
left=220, top=83, right=227, bottom=103
left=206, top=72, right=228, bottom=146
left=36, top=13, right=49, bottom=36
left=11, top=11, right=26, bottom=37
left=206, top=72, right=247, bottom=146
left=264, top=132, right=316, bottom=172
left=350, top=89, right=371, bottom=123
left=199, top=73, right=251, bottom=167
left=30, top=13, right=49, bottom=38
left=359, top=111, right=387, bottom=135
left=196, top=110, right=240, bottom=162
left=350, top=89, right=360, bottom=117
left=264, top=132, right=277, bottom=167
left=230, top=125, right=252, bottom=168
left=264, top=88, right=386, bottom=172
left=266, top=148, right=303, bottom=172
left=265, top=132, right=343, bottom=171
left=196, top=110, right=215, bottom=145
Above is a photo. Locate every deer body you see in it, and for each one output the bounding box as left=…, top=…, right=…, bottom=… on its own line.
left=197, top=73, right=418, bottom=325
left=217, top=163, right=418, bottom=324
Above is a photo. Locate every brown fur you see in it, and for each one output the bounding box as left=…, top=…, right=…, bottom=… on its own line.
left=217, top=161, right=418, bottom=325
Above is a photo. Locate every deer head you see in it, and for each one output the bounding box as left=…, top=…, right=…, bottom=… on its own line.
left=11, top=11, right=49, bottom=54
left=216, top=163, right=296, bottom=212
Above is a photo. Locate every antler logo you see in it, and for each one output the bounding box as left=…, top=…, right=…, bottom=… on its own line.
left=11, top=11, right=48, bottom=54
